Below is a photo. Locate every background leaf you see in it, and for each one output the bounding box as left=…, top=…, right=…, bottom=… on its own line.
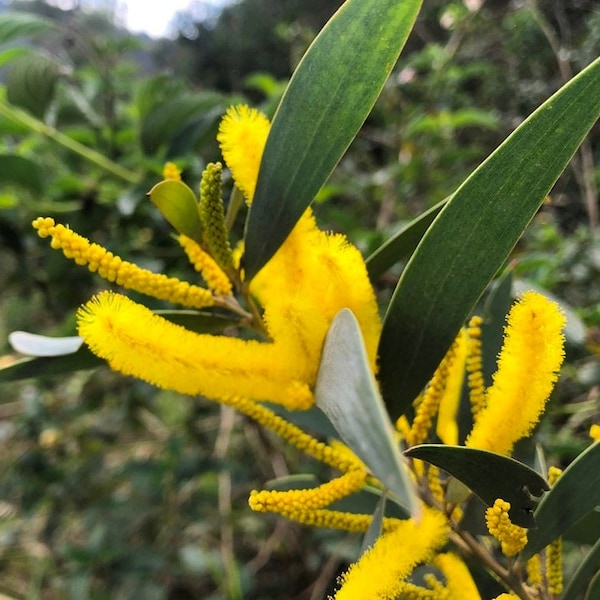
left=0, top=11, right=57, bottom=44
left=523, top=441, right=600, bottom=558
left=559, top=537, right=600, bottom=600
left=6, top=53, right=60, bottom=118
left=378, top=56, right=600, bottom=419
left=315, top=309, right=419, bottom=516
left=405, top=444, right=549, bottom=528
left=243, top=0, right=423, bottom=280
left=0, top=153, right=44, bottom=194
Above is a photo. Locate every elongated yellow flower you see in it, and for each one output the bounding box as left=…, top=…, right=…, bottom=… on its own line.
left=59, top=104, right=381, bottom=410
left=466, top=292, right=565, bottom=455
left=330, top=507, right=449, bottom=600
left=436, top=329, right=467, bottom=446
left=435, top=553, right=481, bottom=600
left=77, top=291, right=313, bottom=409
left=249, top=470, right=367, bottom=514
left=33, top=217, right=215, bottom=309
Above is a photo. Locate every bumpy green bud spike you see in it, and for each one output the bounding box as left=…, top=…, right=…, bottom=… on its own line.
left=199, top=162, right=234, bottom=271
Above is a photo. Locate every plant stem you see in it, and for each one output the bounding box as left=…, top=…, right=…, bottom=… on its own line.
left=0, top=100, right=140, bottom=185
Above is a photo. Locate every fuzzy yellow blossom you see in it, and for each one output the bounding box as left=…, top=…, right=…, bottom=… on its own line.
left=32, top=217, right=215, bottom=310
left=77, top=291, right=313, bottom=409
left=466, top=315, right=486, bottom=418
left=434, top=553, right=481, bottom=600
left=590, top=424, right=600, bottom=441
left=179, top=234, right=233, bottom=296
left=217, top=104, right=270, bottom=202
left=485, top=499, right=528, bottom=557
left=466, top=292, right=566, bottom=455
left=493, top=595, right=519, bottom=600
left=251, top=208, right=382, bottom=378
left=162, top=161, right=182, bottom=180
left=47, top=104, right=381, bottom=411
left=436, top=328, right=467, bottom=446
left=330, top=507, right=449, bottom=600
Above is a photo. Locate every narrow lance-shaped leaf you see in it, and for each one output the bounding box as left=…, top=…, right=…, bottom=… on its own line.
left=405, top=444, right=548, bottom=528
left=559, top=537, right=600, bottom=600
left=523, top=441, right=600, bottom=559
left=243, top=0, right=423, bottom=280
left=378, top=56, right=600, bottom=419
left=315, top=309, right=419, bottom=516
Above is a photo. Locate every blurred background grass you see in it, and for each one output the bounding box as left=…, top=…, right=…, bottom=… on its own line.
left=0, top=0, right=599, bottom=598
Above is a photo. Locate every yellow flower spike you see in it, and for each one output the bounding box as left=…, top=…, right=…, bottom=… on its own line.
left=466, top=315, right=486, bottom=418
left=466, top=292, right=566, bottom=455
left=179, top=234, right=233, bottom=297
left=330, top=507, right=449, bottom=600
left=590, top=423, right=600, bottom=441
left=526, top=554, right=543, bottom=587
left=546, top=466, right=563, bottom=595
left=162, top=161, right=182, bottom=181
left=217, top=104, right=270, bottom=203
left=436, top=328, right=468, bottom=446
left=485, top=499, right=528, bottom=557
left=434, top=553, right=481, bottom=600
left=427, top=465, right=444, bottom=505
left=33, top=217, right=215, bottom=310
left=222, top=396, right=364, bottom=472
left=408, top=336, right=461, bottom=446
left=77, top=291, right=313, bottom=409
left=198, top=162, right=234, bottom=271
left=249, top=470, right=367, bottom=515
left=493, top=595, right=520, bottom=600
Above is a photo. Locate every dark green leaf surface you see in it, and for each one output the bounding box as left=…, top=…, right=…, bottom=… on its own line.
left=366, top=198, right=447, bottom=280
left=244, top=0, right=423, bottom=280
left=148, top=180, right=203, bottom=244
left=559, top=536, right=600, bottom=600
left=0, top=347, right=103, bottom=385
left=405, top=444, right=549, bottom=528
left=523, top=441, right=600, bottom=558
left=378, top=56, right=600, bottom=418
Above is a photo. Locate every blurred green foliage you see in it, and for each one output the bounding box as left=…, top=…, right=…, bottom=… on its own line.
left=0, top=0, right=598, bottom=598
